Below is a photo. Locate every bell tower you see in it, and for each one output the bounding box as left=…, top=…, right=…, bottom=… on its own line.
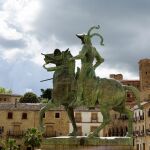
left=139, top=59, right=150, bottom=101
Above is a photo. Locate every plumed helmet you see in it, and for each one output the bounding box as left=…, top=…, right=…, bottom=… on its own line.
left=76, top=25, right=104, bottom=46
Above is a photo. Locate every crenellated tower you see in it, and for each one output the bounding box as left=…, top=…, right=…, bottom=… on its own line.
left=139, top=58, right=150, bottom=101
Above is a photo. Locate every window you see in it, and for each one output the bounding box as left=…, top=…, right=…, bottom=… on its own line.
left=125, top=126, right=128, bottom=132
left=8, top=112, right=13, bottom=119
left=27, top=147, right=32, bottom=150
left=139, top=111, right=141, bottom=117
left=55, top=112, right=60, bottom=118
left=143, top=143, right=145, bottom=150
left=90, top=126, right=98, bottom=132
left=0, top=126, right=4, bottom=134
left=22, top=113, right=27, bottom=119
left=148, top=109, right=150, bottom=117
left=77, top=126, right=82, bottom=136
left=134, top=112, right=137, bottom=118
left=127, top=93, right=131, bottom=98
left=142, top=125, right=145, bottom=133
left=75, top=113, right=81, bottom=122
left=43, top=113, right=45, bottom=118
left=136, top=144, right=139, bottom=150
left=91, top=113, right=98, bottom=122
left=114, top=114, right=117, bottom=119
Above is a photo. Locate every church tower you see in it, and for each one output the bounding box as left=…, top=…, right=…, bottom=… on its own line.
left=139, top=59, right=150, bottom=101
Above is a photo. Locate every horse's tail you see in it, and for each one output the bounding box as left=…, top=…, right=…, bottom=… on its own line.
left=123, top=85, right=142, bottom=109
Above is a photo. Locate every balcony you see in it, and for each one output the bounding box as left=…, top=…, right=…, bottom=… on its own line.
left=133, top=116, right=144, bottom=122
left=7, top=130, right=24, bottom=138
left=133, top=130, right=145, bottom=137
left=118, top=116, right=128, bottom=120
left=140, top=130, right=145, bottom=136
left=133, top=131, right=140, bottom=137
left=146, top=129, right=150, bottom=135
left=133, top=117, right=137, bottom=122
left=139, top=115, right=144, bottom=121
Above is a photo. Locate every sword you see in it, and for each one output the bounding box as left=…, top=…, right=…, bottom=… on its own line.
left=40, top=78, right=53, bottom=82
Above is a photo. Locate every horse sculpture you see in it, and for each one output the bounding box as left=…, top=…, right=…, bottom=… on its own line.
left=39, top=48, right=141, bottom=137
left=40, top=49, right=78, bottom=136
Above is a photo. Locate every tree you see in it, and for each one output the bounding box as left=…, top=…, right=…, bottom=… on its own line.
left=0, top=87, right=12, bottom=94
left=0, top=139, right=5, bottom=150
left=40, top=99, right=49, bottom=103
left=6, top=138, right=19, bottom=150
left=24, top=128, right=42, bottom=150
left=40, top=88, right=52, bottom=100
left=19, top=92, right=39, bottom=103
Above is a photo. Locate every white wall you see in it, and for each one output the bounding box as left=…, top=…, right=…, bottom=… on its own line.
left=69, top=111, right=103, bottom=136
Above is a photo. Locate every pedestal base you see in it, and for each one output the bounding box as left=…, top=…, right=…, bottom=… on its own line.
left=41, top=136, right=133, bottom=150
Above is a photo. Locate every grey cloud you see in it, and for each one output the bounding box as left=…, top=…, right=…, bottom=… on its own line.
left=1, top=0, right=150, bottom=95
left=0, top=36, right=27, bottom=49
left=31, top=0, right=150, bottom=77
left=34, top=0, right=150, bottom=41
left=0, top=59, right=52, bottom=95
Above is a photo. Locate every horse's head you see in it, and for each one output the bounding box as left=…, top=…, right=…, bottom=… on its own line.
left=42, top=49, right=63, bottom=66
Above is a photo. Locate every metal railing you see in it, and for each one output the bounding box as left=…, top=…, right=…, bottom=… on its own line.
left=7, top=130, right=24, bottom=138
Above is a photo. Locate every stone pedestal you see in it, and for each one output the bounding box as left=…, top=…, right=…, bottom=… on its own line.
left=41, top=136, right=133, bottom=150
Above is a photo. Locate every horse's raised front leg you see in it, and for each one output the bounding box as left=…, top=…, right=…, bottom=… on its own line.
left=64, top=106, right=77, bottom=136
left=39, top=100, right=56, bottom=132
left=88, top=107, right=111, bottom=137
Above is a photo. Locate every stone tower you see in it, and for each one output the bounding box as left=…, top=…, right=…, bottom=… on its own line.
left=139, top=59, right=150, bottom=101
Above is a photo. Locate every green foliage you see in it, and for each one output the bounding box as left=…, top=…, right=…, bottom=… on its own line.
left=6, top=138, right=19, bottom=150
left=0, top=87, right=12, bottom=94
left=40, top=88, right=52, bottom=100
left=19, top=92, right=39, bottom=103
left=24, top=128, right=42, bottom=150
left=40, top=98, right=49, bottom=103
left=0, top=139, right=5, bottom=150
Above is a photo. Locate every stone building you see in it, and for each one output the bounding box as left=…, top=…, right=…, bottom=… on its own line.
left=0, top=93, right=21, bottom=103
left=133, top=101, right=150, bottom=150
left=69, top=107, right=103, bottom=136
left=110, top=74, right=140, bottom=107
left=133, top=58, right=150, bottom=150
left=43, top=106, right=69, bottom=137
left=139, top=59, right=150, bottom=101
left=104, top=74, right=140, bottom=137
left=105, top=58, right=150, bottom=137
left=0, top=103, right=69, bottom=150
left=0, top=102, right=104, bottom=149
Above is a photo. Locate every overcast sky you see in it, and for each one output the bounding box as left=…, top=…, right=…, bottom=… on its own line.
left=0, top=0, right=150, bottom=95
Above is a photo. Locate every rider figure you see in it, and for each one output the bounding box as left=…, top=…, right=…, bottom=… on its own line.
left=73, top=25, right=104, bottom=104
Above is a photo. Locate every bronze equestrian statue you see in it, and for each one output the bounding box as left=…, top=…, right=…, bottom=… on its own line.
left=39, top=26, right=142, bottom=137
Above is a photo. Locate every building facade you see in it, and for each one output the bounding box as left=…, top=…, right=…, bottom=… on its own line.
left=133, top=102, right=150, bottom=150
left=69, top=107, right=103, bottom=136
left=0, top=94, right=21, bottom=104
left=0, top=103, right=69, bottom=150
